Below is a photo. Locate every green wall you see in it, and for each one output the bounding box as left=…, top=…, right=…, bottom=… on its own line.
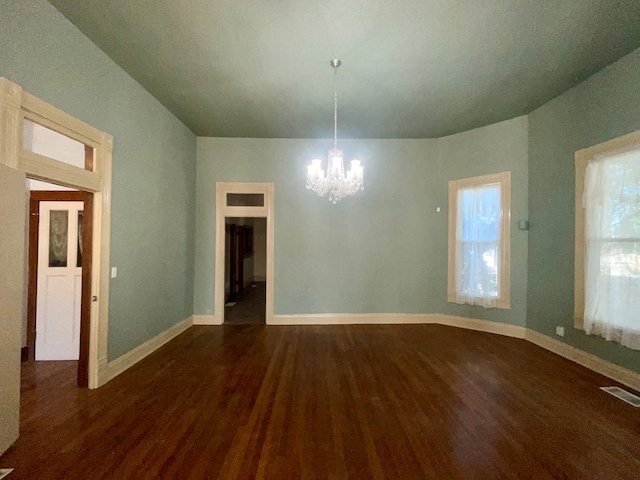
left=4, top=0, right=637, bottom=377
left=438, top=117, right=529, bottom=325
left=194, top=116, right=528, bottom=324
left=0, top=0, right=197, bottom=361
left=527, top=48, right=640, bottom=373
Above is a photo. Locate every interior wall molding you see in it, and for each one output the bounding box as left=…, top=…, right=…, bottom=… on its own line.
left=433, top=314, right=526, bottom=338
left=272, top=313, right=639, bottom=391
left=214, top=182, right=275, bottom=325
left=106, top=316, right=193, bottom=382
left=192, top=315, right=220, bottom=326
left=105, top=312, right=639, bottom=393
left=524, top=329, right=640, bottom=393
left=0, top=77, right=113, bottom=389
left=271, top=313, right=440, bottom=325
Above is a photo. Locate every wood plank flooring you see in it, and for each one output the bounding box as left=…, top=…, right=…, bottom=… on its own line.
left=1, top=324, right=639, bottom=479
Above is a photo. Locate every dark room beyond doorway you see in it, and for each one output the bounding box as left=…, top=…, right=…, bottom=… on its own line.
left=224, top=217, right=266, bottom=325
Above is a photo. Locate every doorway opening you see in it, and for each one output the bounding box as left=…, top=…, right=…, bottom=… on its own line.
left=224, top=217, right=267, bottom=325
left=0, top=77, right=112, bottom=456
left=214, top=183, right=274, bottom=325
left=22, top=117, right=96, bottom=388
left=0, top=77, right=113, bottom=389
left=25, top=181, right=93, bottom=387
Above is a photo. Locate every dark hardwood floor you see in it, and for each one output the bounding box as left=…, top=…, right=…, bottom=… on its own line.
left=2, top=324, right=639, bottom=479
left=225, top=281, right=266, bottom=325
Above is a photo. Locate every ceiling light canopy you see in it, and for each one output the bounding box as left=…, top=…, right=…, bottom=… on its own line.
left=306, top=59, right=364, bottom=204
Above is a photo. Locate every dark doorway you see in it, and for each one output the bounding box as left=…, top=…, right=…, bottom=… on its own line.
left=224, top=217, right=266, bottom=324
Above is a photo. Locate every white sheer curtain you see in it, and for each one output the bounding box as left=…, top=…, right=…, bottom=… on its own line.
left=455, top=184, right=501, bottom=308
left=583, top=150, right=640, bottom=350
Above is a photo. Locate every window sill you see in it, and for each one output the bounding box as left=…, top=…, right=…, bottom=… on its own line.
left=447, top=295, right=510, bottom=310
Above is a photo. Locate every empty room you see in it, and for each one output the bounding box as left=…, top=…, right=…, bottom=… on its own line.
left=1, top=1, right=640, bottom=479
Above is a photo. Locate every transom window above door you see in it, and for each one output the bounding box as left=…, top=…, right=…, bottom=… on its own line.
left=226, top=193, right=264, bottom=207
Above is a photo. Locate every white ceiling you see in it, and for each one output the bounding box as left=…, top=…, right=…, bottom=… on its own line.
left=48, top=0, right=640, bottom=138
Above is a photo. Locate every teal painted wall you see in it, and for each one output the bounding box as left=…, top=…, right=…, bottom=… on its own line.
left=194, top=116, right=528, bottom=324
left=194, top=137, right=438, bottom=316
left=439, top=117, right=529, bottom=325
left=527, top=48, right=640, bottom=373
left=0, top=0, right=197, bottom=361
left=4, top=0, right=637, bottom=377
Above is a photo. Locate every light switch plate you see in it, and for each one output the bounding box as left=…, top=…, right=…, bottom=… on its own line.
left=111, top=267, right=117, bottom=278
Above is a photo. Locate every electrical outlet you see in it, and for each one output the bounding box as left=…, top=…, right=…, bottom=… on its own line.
left=556, top=326, right=565, bottom=337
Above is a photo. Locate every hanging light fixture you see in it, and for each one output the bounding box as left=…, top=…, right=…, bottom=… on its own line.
left=306, top=59, right=364, bottom=203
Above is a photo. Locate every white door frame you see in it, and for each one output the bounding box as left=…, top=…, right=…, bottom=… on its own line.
left=0, top=164, right=26, bottom=455
left=0, top=78, right=112, bottom=388
left=214, top=182, right=274, bottom=324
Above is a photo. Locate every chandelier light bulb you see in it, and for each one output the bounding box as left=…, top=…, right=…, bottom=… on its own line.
left=306, top=59, right=364, bottom=203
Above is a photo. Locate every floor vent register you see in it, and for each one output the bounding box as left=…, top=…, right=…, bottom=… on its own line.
left=600, top=386, right=640, bottom=407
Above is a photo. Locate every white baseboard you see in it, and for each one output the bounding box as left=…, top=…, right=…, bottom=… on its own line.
left=192, top=314, right=221, bottom=325
left=525, top=329, right=640, bottom=393
left=104, top=310, right=640, bottom=394
left=106, top=316, right=193, bottom=382
left=273, top=312, right=639, bottom=391
left=434, top=314, right=527, bottom=339
left=271, top=313, right=438, bottom=325
left=271, top=313, right=525, bottom=339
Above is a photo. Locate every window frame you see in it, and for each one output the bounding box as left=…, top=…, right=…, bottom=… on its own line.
left=447, top=171, right=511, bottom=309
left=574, top=129, right=640, bottom=331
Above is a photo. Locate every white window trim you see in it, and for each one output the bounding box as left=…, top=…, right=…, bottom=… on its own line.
left=574, top=129, right=640, bottom=332
left=447, top=171, right=511, bottom=309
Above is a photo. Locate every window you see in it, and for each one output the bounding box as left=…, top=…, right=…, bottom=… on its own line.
left=226, top=193, right=264, bottom=207
left=448, top=172, right=511, bottom=309
left=575, top=136, right=640, bottom=350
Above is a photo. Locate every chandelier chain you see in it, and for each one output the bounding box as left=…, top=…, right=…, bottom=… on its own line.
left=334, top=66, right=338, bottom=150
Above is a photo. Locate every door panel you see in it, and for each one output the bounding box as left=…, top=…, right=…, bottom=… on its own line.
left=0, top=164, right=26, bottom=456
left=36, top=201, right=83, bottom=360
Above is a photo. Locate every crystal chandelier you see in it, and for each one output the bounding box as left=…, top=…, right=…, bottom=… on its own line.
left=306, top=59, right=364, bottom=203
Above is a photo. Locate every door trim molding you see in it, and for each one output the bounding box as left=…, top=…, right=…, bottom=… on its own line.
left=0, top=77, right=112, bottom=389
left=214, top=182, right=274, bottom=324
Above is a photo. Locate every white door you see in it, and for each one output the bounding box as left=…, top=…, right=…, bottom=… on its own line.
left=36, top=201, right=83, bottom=361
left=0, top=164, right=26, bottom=455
